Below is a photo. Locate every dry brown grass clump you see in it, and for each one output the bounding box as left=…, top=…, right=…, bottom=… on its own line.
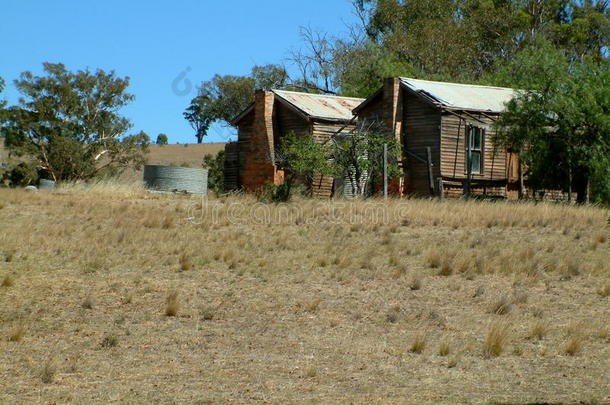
left=490, top=296, right=513, bottom=315
left=483, top=319, right=511, bottom=358
left=40, top=359, right=56, bottom=384
left=564, top=337, right=582, bottom=356
left=179, top=252, right=193, bottom=271
left=1, top=274, right=14, bottom=287
left=82, top=295, right=94, bottom=309
left=424, top=248, right=442, bottom=268
left=438, top=257, right=453, bottom=276
left=165, top=291, right=180, bottom=316
left=100, top=334, right=119, bottom=348
left=409, top=276, right=422, bottom=291
left=597, top=283, right=610, bottom=298
left=304, top=367, right=317, bottom=378
left=386, top=306, right=401, bottom=323
left=8, top=325, right=25, bottom=342
left=528, top=320, right=548, bottom=340
left=438, top=340, right=451, bottom=356
left=302, top=298, right=321, bottom=313
left=409, top=333, right=427, bottom=354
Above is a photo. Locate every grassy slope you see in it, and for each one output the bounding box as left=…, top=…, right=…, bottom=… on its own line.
left=0, top=187, right=608, bottom=404
left=119, top=143, right=226, bottom=184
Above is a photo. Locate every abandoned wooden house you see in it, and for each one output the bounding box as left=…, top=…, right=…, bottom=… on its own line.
left=354, top=77, right=523, bottom=199
left=224, top=89, right=363, bottom=197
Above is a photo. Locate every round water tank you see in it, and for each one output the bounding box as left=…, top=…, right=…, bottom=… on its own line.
left=38, top=179, right=56, bottom=190
left=143, top=165, right=208, bottom=195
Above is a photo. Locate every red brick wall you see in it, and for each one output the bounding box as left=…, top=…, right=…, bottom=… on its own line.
left=240, top=91, right=284, bottom=192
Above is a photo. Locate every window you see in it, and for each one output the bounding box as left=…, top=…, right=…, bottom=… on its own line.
left=466, top=126, right=483, bottom=174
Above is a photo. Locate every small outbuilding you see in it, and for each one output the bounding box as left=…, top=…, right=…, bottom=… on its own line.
left=225, top=90, right=363, bottom=197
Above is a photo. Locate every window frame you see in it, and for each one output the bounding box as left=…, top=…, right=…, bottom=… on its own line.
left=465, top=125, right=484, bottom=175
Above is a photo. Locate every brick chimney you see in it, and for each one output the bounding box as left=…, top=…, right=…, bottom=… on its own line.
left=241, top=90, right=283, bottom=191
left=381, top=77, right=403, bottom=143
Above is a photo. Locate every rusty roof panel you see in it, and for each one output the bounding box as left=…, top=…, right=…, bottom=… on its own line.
left=273, top=90, right=364, bottom=121
left=400, top=78, right=518, bottom=113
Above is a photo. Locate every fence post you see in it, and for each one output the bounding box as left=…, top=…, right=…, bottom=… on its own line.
left=383, top=143, right=388, bottom=200
left=437, top=177, right=444, bottom=200
left=426, top=146, right=434, bottom=196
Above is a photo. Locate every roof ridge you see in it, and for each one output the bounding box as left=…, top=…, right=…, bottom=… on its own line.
left=272, top=89, right=364, bottom=101
left=399, top=77, right=516, bottom=92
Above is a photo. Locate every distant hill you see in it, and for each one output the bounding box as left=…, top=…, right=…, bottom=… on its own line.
left=119, top=142, right=226, bottom=183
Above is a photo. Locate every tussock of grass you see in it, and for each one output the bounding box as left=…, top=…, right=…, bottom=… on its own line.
left=528, top=320, right=548, bottom=340
left=179, top=252, right=193, bottom=271
left=490, top=296, right=513, bottom=315
left=483, top=320, right=511, bottom=358
left=8, top=325, right=25, bottom=342
left=4, top=252, right=14, bottom=263
left=100, top=334, right=119, bottom=348
left=161, top=216, right=174, bottom=229
left=40, top=360, right=56, bottom=384
left=82, top=296, right=94, bottom=309
left=593, top=232, right=607, bottom=244
left=409, top=333, right=427, bottom=354
left=165, top=291, right=180, bottom=316
left=438, top=257, right=453, bottom=276
left=302, top=298, right=321, bottom=313
left=409, top=276, right=422, bottom=291
left=1, top=275, right=14, bottom=287
left=597, top=283, right=610, bottom=298
left=304, top=367, right=317, bottom=378
left=386, top=306, right=401, bottom=323
left=199, top=305, right=216, bottom=321
left=424, top=249, right=442, bottom=269
left=438, top=340, right=451, bottom=356
left=472, top=286, right=485, bottom=298
left=564, top=337, right=582, bottom=356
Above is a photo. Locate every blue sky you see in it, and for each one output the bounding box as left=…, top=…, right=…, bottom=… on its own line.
left=1, top=1, right=359, bottom=143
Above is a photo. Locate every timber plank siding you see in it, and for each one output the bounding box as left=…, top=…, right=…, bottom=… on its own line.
left=403, top=90, right=441, bottom=195
left=440, top=113, right=506, bottom=182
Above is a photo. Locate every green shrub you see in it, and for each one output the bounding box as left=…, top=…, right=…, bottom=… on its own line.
left=202, top=150, right=225, bottom=196
left=5, top=162, right=38, bottom=187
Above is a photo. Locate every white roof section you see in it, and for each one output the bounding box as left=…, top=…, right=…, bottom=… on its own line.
left=273, top=90, right=363, bottom=121
left=399, top=77, right=518, bottom=113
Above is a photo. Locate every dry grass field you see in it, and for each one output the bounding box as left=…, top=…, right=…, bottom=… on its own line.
left=1, top=183, right=609, bottom=404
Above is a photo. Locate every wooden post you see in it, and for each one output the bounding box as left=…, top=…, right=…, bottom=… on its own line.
left=437, top=177, right=444, bottom=200
left=426, top=146, right=434, bottom=196
left=568, top=164, right=572, bottom=202
left=383, top=143, right=388, bottom=200
left=465, top=130, right=472, bottom=198
left=518, top=159, right=524, bottom=200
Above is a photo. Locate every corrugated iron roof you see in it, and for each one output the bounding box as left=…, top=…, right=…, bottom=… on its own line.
left=399, top=77, right=518, bottom=113
left=273, top=90, right=363, bottom=121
